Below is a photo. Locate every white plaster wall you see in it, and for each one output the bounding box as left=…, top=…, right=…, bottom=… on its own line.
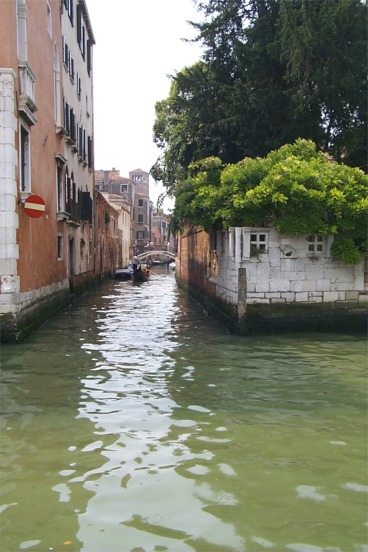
left=0, top=278, right=70, bottom=315
left=0, top=69, right=20, bottom=306
left=211, top=227, right=365, bottom=307
left=62, top=7, right=95, bottom=276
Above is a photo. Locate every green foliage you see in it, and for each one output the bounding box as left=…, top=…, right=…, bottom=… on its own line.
left=172, top=139, right=368, bottom=263
left=330, top=237, right=363, bottom=265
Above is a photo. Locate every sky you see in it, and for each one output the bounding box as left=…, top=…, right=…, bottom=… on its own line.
left=87, top=0, right=204, bottom=210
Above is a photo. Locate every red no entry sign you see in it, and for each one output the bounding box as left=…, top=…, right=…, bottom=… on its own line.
left=24, top=195, right=46, bottom=218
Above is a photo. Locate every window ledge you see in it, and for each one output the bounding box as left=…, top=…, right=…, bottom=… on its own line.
left=57, top=211, right=70, bottom=222
left=66, top=219, right=80, bottom=228
left=19, top=191, right=31, bottom=204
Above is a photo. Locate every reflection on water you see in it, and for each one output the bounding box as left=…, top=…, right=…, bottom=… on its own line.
left=1, top=269, right=367, bottom=552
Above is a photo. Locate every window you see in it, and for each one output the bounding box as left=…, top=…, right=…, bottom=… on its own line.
left=80, top=238, right=85, bottom=259
left=47, top=2, right=52, bottom=37
left=121, top=184, right=127, bottom=192
left=138, top=198, right=144, bottom=207
left=20, top=125, right=30, bottom=192
left=87, top=39, right=92, bottom=76
left=69, top=56, right=75, bottom=81
left=137, top=231, right=144, bottom=239
left=54, top=44, right=61, bottom=125
left=56, top=163, right=63, bottom=211
left=62, top=37, right=69, bottom=69
left=307, top=235, right=323, bottom=253
left=63, top=100, right=76, bottom=142
left=62, top=37, right=75, bottom=81
left=64, top=0, right=74, bottom=24
left=76, top=73, right=82, bottom=98
left=57, top=233, right=63, bottom=260
left=87, top=136, right=92, bottom=169
left=138, top=214, right=144, bottom=223
left=250, top=233, right=267, bottom=254
left=77, top=5, right=86, bottom=58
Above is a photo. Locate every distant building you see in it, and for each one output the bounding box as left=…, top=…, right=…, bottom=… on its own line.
left=95, top=168, right=134, bottom=251
left=129, top=169, right=152, bottom=254
left=95, top=168, right=155, bottom=256
left=94, top=167, right=175, bottom=262
left=151, top=208, right=175, bottom=251
left=101, top=193, right=131, bottom=268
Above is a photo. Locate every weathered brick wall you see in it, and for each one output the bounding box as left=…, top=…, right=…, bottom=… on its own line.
left=177, top=225, right=210, bottom=290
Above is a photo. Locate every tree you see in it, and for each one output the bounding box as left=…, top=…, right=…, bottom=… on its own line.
left=278, top=0, right=367, bottom=169
left=151, top=0, right=367, bottom=194
left=172, top=139, right=368, bottom=264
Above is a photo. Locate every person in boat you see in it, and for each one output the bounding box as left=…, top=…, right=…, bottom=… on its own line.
left=132, top=255, right=139, bottom=272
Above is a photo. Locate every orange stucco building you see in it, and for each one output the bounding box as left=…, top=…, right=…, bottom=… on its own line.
left=0, top=0, right=96, bottom=342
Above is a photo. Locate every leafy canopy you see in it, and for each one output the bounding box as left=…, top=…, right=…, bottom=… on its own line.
left=151, top=0, right=367, bottom=195
left=171, top=139, right=368, bottom=264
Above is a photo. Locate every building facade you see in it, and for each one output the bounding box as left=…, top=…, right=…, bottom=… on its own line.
left=95, top=168, right=157, bottom=258
left=0, top=0, right=96, bottom=342
left=129, top=169, right=152, bottom=254
left=60, top=0, right=95, bottom=290
left=176, top=226, right=368, bottom=334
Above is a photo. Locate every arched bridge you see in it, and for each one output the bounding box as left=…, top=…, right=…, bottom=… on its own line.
left=138, top=250, right=176, bottom=262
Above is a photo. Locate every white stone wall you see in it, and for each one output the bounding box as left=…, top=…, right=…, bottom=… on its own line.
left=0, top=69, right=20, bottom=308
left=210, top=227, right=366, bottom=308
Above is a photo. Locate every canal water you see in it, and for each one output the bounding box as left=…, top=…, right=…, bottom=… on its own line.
left=1, top=269, right=367, bottom=552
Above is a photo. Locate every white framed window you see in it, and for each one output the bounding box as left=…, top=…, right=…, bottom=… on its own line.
left=54, top=44, right=61, bottom=126
left=55, top=154, right=67, bottom=215
left=250, top=232, right=267, bottom=254
left=19, top=124, right=31, bottom=192
left=47, top=2, right=52, bottom=37
left=307, top=235, right=324, bottom=254
left=56, top=163, right=63, bottom=211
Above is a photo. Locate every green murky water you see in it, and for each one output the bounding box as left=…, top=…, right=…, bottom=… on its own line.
left=0, top=270, right=367, bottom=552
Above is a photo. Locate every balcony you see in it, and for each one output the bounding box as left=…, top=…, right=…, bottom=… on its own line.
left=18, top=62, right=37, bottom=125
left=66, top=191, right=93, bottom=227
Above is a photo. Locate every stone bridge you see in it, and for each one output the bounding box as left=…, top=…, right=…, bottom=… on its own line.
left=138, top=250, right=176, bottom=262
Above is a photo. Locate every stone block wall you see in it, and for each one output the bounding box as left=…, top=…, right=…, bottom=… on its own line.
left=177, top=225, right=367, bottom=334
left=212, top=227, right=366, bottom=307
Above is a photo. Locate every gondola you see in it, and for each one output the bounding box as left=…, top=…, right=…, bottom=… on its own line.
left=133, top=266, right=150, bottom=282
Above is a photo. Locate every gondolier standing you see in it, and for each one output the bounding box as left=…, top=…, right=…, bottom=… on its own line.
left=132, top=255, right=139, bottom=272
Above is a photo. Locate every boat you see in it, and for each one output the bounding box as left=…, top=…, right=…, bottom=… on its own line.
left=115, top=265, right=134, bottom=280
left=133, top=265, right=150, bottom=282
left=169, top=261, right=176, bottom=271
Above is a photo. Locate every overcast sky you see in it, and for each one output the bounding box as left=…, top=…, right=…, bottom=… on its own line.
left=87, top=0, right=203, bottom=210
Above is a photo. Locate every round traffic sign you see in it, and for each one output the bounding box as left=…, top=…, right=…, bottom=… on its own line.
left=24, top=195, right=46, bottom=218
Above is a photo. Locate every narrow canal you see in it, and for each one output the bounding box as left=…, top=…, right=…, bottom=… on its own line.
left=1, top=269, right=367, bottom=552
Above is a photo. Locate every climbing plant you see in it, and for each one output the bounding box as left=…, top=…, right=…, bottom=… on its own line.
left=171, top=139, right=368, bottom=264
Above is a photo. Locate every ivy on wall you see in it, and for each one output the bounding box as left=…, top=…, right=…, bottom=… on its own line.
left=171, top=140, right=368, bottom=264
